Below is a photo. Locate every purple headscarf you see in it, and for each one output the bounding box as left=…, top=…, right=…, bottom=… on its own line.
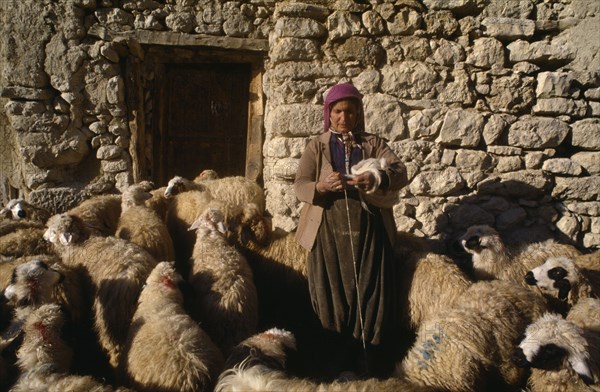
left=323, top=83, right=365, bottom=133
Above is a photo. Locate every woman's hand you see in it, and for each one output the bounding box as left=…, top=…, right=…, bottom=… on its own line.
left=347, top=172, right=375, bottom=192
left=316, top=172, right=346, bottom=193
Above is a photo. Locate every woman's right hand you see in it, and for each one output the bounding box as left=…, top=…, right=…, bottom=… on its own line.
left=316, top=172, right=345, bottom=193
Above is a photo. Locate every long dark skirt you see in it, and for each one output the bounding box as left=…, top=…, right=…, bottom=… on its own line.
left=308, top=194, right=400, bottom=348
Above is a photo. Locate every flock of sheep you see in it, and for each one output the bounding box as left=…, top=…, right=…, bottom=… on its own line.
left=0, top=170, right=598, bottom=392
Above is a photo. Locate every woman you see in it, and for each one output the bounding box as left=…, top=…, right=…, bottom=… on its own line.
left=294, top=82, right=408, bottom=378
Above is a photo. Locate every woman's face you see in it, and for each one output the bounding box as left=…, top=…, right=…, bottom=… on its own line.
left=329, top=99, right=359, bottom=134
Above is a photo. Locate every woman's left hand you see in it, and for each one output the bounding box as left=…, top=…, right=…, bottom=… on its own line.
left=347, top=172, right=374, bottom=192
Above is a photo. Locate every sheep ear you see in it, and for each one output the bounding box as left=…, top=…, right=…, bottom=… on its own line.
left=189, top=218, right=203, bottom=232
left=59, top=232, right=73, bottom=245
left=216, top=221, right=227, bottom=234
left=569, top=355, right=595, bottom=385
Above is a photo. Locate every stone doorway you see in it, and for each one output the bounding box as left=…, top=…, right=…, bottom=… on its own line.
left=126, top=44, right=265, bottom=188
left=154, top=62, right=250, bottom=185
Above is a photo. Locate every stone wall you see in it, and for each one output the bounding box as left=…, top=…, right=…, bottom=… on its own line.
left=1, top=0, right=599, bottom=251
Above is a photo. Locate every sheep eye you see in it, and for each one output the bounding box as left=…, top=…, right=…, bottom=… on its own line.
left=548, top=267, right=567, bottom=281
left=465, top=236, right=480, bottom=249
left=35, top=261, right=49, bottom=270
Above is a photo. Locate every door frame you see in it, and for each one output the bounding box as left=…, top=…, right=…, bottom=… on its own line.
left=126, top=44, right=265, bottom=186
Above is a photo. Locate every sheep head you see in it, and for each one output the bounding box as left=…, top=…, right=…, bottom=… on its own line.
left=525, top=256, right=591, bottom=305
left=195, top=169, right=219, bottom=182
left=3, top=259, right=63, bottom=308
left=459, top=225, right=511, bottom=278
left=189, top=207, right=227, bottom=238
left=142, top=261, right=188, bottom=304
left=225, top=327, right=297, bottom=371
left=44, top=213, right=88, bottom=246
left=512, top=313, right=596, bottom=385
left=122, top=184, right=153, bottom=209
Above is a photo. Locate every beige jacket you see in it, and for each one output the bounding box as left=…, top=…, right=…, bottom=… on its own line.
left=294, top=131, right=408, bottom=250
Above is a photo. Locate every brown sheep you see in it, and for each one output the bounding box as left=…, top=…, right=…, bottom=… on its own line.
left=188, top=207, right=258, bottom=356
left=44, top=213, right=157, bottom=369
left=116, top=184, right=175, bottom=262
left=120, top=261, right=224, bottom=392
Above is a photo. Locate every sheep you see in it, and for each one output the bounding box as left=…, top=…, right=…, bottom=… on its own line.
left=166, top=189, right=215, bottom=275
left=0, top=219, right=54, bottom=261
left=188, top=207, right=258, bottom=356
left=66, top=193, right=122, bottom=236
left=396, top=280, right=549, bottom=391
left=512, top=312, right=600, bottom=391
left=115, top=184, right=175, bottom=263
left=397, top=250, right=473, bottom=332
left=202, top=176, right=266, bottom=213
left=194, top=169, right=220, bottom=182
left=526, top=256, right=598, bottom=313
left=119, top=261, right=224, bottom=392
left=0, top=198, right=51, bottom=224
left=574, top=249, right=600, bottom=271
left=164, top=175, right=207, bottom=198
left=216, top=328, right=427, bottom=392
left=44, top=212, right=157, bottom=369
left=10, top=303, right=132, bottom=392
left=460, top=224, right=581, bottom=283
left=566, top=298, right=600, bottom=336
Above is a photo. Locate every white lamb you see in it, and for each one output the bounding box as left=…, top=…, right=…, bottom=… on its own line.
left=460, top=224, right=581, bottom=283
left=513, top=312, right=600, bottom=391
left=0, top=199, right=51, bottom=223
left=116, top=184, right=175, bottom=262
left=44, top=213, right=157, bottom=369
left=188, top=207, right=258, bottom=356
left=397, top=280, right=549, bottom=391
left=119, top=261, right=224, bottom=392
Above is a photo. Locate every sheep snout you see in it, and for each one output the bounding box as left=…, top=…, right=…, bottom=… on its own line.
left=524, top=271, right=537, bottom=285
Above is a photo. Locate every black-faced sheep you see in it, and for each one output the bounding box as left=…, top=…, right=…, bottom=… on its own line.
left=0, top=199, right=51, bottom=224
left=44, top=213, right=157, bottom=369
left=512, top=312, right=600, bottom=391
left=119, top=261, right=224, bottom=392
left=188, top=207, right=258, bottom=356
left=525, top=256, right=598, bottom=311
left=66, top=194, right=122, bottom=236
left=10, top=303, right=132, bottom=392
left=396, top=280, right=549, bottom=391
left=116, top=184, right=175, bottom=263
left=460, top=224, right=581, bottom=283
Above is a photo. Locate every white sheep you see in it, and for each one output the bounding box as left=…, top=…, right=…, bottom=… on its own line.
left=460, top=224, right=581, bottom=283
left=574, top=249, right=600, bottom=271
left=10, top=303, right=132, bottom=392
left=188, top=207, right=259, bottom=356
left=115, top=184, right=175, bottom=263
left=0, top=198, right=51, bottom=224
left=201, top=176, right=266, bottom=214
left=66, top=194, right=122, bottom=236
left=513, top=312, right=600, bottom=391
left=44, top=213, right=157, bottom=369
left=119, top=261, right=224, bottom=392
left=526, top=256, right=598, bottom=311
left=567, top=297, right=600, bottom=336
left=397, top=280, right=549, bottom=391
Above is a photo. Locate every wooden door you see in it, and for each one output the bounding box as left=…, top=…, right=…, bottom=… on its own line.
left=154, top=63, right=250, bottom=185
